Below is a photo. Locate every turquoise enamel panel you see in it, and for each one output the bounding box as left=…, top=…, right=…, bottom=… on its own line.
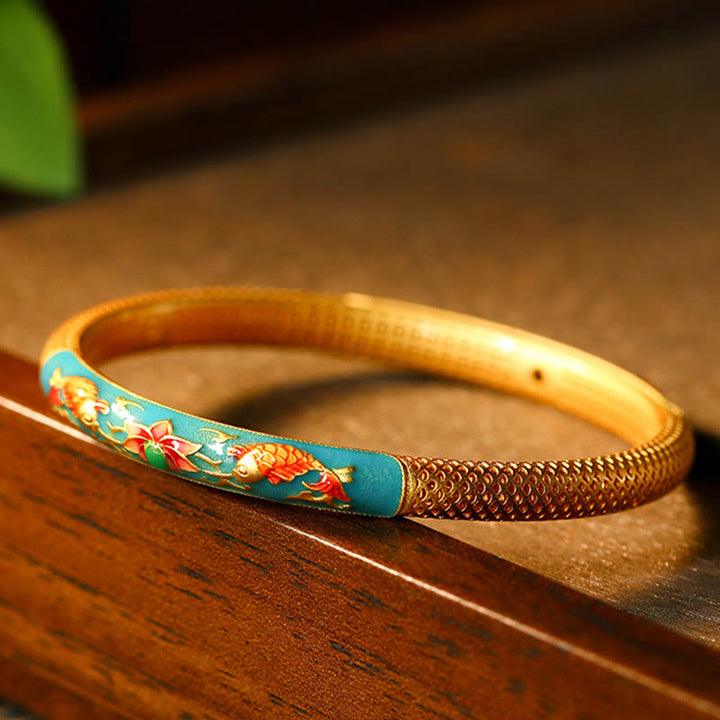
left=40, top=351, right=406, bottom=517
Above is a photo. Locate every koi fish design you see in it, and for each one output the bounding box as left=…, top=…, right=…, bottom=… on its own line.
left=48, top=368, right=109, bottom=433
left=227, top=443, right=354, bottom=509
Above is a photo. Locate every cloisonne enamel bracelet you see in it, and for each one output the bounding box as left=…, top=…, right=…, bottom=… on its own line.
left=40, top=287, right=694, bottom=520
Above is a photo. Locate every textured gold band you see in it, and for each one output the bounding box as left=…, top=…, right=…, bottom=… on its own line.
left=41, top=287, right=694, bottom=520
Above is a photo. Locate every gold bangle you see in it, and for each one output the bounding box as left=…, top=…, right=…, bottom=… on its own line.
left=40, top=287, right=694, bottom=520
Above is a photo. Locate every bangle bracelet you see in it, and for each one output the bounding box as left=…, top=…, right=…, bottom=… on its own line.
left=40, top=287, right=694, bottom=520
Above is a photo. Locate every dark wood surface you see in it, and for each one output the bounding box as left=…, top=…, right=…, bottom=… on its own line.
left=1, top=350, right=719, bottom=719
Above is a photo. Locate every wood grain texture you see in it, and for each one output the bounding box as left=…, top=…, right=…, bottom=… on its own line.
left=1, top=351, right=719, bottom=719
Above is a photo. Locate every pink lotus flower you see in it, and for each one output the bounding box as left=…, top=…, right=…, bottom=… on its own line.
left=122, top=419, right=201, bottom=472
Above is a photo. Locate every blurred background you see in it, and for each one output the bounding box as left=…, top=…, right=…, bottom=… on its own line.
left=3, top=0, right=719, bottom=194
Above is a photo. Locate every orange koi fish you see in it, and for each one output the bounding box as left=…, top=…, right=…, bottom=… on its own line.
left=227, top=443, right=353, bottom=508
left=48, top=368, right=109, bottom=430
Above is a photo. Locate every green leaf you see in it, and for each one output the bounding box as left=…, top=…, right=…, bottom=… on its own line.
left=0, top=0, right=82, bottom=196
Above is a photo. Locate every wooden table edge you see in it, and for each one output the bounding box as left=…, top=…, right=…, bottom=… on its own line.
left=1, top=350, right=718, bottom=719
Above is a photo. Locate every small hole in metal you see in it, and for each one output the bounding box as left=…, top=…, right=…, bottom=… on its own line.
left=532, top=369, right=544, bottom=382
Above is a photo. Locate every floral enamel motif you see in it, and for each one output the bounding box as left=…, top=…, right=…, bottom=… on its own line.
left=48, top=369, right=354, bottom=510
left=121, top=419, right=204, bottom=472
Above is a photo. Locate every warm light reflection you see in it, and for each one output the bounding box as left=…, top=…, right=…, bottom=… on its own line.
left=497, top=335, right=515, bottom=353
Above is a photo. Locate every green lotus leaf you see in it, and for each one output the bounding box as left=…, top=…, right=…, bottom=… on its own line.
left=0, top=0, right=81, bottom=196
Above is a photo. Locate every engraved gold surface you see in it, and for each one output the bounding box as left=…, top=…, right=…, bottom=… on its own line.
left=41, top=287, right=694, bottom=520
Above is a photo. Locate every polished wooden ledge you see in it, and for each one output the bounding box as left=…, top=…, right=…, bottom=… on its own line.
left=1, top=350, right=718, bottom=719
